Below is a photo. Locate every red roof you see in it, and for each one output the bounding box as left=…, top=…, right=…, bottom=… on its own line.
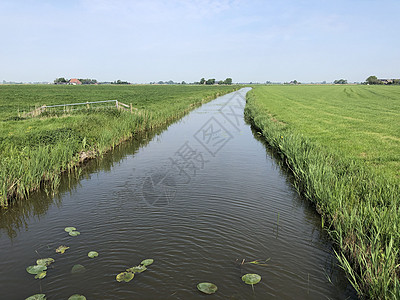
left=69, top=78, right=82, bottom=84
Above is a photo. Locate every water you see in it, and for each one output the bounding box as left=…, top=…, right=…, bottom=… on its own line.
left=0, top=88, right=356, bottom=299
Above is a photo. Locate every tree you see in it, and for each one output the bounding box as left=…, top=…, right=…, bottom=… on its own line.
left=78, top=78, right=97, bottom=84
left=206, top=78, right=216, bottom=85
left=224, top=78, right=232, bottom=85
left=54, top=77, right=67, bottom=84
left=200, top=78, right=205, bottom=85
left=113, top=79, right=130, bottom=84
left=181, top=81, right=186, bottom=85
left=334, top=79, right=347, bottom=84
left=366, top=75, right=381, bottom=85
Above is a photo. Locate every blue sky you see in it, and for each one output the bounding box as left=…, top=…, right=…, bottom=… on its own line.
left=1, top=0, right=399, bottom=83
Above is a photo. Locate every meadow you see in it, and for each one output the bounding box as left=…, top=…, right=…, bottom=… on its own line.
left=0, top=84, right=238, bottom=207
left=245, top=85, right=400, bottom=299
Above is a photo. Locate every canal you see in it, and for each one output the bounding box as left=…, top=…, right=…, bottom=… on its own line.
left=0, top=88, right=356, bottom=299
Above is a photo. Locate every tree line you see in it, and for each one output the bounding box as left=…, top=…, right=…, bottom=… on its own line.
left=195, top=78, right=233, bottom=85
left=365, top=76, right=400, bottom=85
left=327, top=77, right=400, bottom=85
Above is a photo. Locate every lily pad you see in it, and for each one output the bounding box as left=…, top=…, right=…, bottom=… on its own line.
left=88, top=251, right=99, bottom=258
left=25, top=294, right=46, bottom=300
left=242, top=273, right=261, bottom=285
left=36, top=258, right=55, bottom=266
left=35, top=271, right=47, bottom=279
left=126, top=265, right=147, bottom=273
left=197, top=282, right=218, bottom=295
left=69, top=231, right=81, bottom=237
left=116, top=272, right=134, bottom=282
left=56, top=245, right=69, bottom=254
left=26, top=265, right=47, bottom=275
left=141, top=259, right=154, bottom=266
left=68, top=295, right=86, bottom=300
left=64, top=227, right=77, bottom=233
left=71, top=264, right=86, bottom=274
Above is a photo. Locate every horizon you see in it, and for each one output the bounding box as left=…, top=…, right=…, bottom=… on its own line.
left=0, top=78, right=374, bottom=84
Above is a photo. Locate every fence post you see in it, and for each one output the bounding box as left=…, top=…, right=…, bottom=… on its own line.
left=130, top=103, right=133, bottom=114
left=116, top=100, right=119, bottom=110
left=86, top=102, right=89, bottom=109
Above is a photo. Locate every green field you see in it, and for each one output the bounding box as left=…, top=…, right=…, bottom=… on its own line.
left=0, top=84, right=238, bottom=206
left=245, top=85, right=400, bottom=299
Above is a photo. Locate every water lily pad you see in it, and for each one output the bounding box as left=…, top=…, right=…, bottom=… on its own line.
left=140, top=259, right=154, bottom=266
left=69, top=231, right=80, bottom=237
left=68, top=295, right=86, bottom=300
left=35, top=271, right=47, bottom=279
left=64, top=227, right=76, bottom=233
left=88, top=251, right=98, bottom=258
left=126, top=265, right=147, bottom=273
left=25, top=294, right=46, bottom=300
left=26, top=265, right=47, bottom=275
left=197, top=282, right=218, bottom=295
left=116, top=272, right=134, bottom=282
left=36, top=258, right=55, bottom=266
left=71, top=264, right=86, bottom=274
left=242, top=273, right=261, bottom=285
left=56, top=245, right=69, bottom=254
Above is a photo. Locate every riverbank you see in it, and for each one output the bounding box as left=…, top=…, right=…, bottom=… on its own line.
left=244, top=85, right=400, bottom=299
left=0, top=85, right=239, bottom=207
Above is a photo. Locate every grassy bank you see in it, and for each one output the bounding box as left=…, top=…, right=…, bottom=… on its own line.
left=245, top=85, right=400, bottom=299
left=0, top=84, right=239, bottom=207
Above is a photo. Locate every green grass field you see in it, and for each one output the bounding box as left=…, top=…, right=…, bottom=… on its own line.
left=0, top=84, right=238, bottom=206
left=249, top=85, right=400, bottom=177
left=245, top=85, right=400, bottom=299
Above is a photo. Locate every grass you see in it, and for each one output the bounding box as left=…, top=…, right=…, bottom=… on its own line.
left=245, top=85, right=400, bottom=299
left=0, top=84, right=239, bottom=207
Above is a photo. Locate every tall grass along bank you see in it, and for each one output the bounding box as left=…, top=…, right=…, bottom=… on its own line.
left=245, top=85, right=400, bottom=299
left=0, top=84, right=239, bottom=207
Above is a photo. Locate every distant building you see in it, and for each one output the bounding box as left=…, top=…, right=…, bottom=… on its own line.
left=378, top=79, right=400, bottom=85
left=69, top=78, right=82, bottom=85
left=379, top=79, right=393, bottom=84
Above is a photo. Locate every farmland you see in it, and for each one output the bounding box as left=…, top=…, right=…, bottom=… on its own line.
left=0, top=84, right=239, bottom=206
left=245, top=85, right=400, bottom=299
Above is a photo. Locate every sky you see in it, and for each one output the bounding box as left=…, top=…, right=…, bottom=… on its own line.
left=0, top=0, right=399, bottom=83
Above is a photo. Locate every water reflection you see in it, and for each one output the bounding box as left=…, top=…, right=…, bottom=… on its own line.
left=0, top=129, right=163, bottom=240
left=247, top=118, right=355, bottom=298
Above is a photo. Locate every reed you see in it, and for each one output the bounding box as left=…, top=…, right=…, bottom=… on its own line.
left=245, top=85, right=400, bottom=299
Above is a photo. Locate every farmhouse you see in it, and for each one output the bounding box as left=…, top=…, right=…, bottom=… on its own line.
left=69, top=78, right=82, bottom=85
left=378, top=78, right=400, bottom=85
left=379, top=79, right=393, bottom=84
